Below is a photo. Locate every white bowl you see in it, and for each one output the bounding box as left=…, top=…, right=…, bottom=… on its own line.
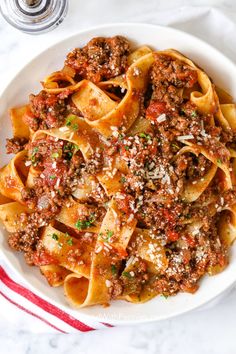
left=1, top=23, right=236, bottom=325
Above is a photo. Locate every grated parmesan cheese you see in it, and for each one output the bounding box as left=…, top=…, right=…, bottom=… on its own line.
left=156, top=114, right=166, bottom=123
left=177, top=134, right=194, bottom=141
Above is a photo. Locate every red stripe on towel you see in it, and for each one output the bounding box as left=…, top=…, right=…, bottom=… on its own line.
left=0, top=266, right=95, bottom=332
left=0, top=290, right=67, bottom=333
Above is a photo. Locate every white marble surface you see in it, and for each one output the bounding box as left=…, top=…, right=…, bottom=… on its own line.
left=1, top=0, right=236, bottom=353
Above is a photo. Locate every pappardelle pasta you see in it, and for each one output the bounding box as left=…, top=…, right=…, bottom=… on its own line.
left=1, top=36, right=236, bottom=307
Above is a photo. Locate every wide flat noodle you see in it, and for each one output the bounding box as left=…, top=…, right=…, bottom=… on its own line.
left=218, top=204, right=236, bottom=246
left=220, top=104, right=236, bottom=131
left=174, top=146, right=219, bottom=202
left=122, top=260, right=158, bottom=304
left=130, top=228, right=168, bottom=273
left=26, top=166, right=40, bottom=188
left=0, top=193, right=13, bottom=205
left=97, top=46, right=153, bottom=91
left=72, top=174, right=99, bottom=201
left=0, top=201, right=32, bottom=232
left=182, top=141, right=231, bottom=190
left=64, top=199, right=137, bottom=307
left=96, top=170, right=123, bottom=196
left=72, top=53, right=154, bottom=137
left=40, top=265, right=71, bottom=287
left=10, top=105, right=30, bottom=139
left=32, top=116, right=99, bottom=161
left=40, top=225, right=95, bottom=277
left=216, top=86, right=233, bottom=104
left=64, top=273, right=90, bottom=307
left=56, top=202, right=100, bottom=233
left=43, top=71, right=76, bottom=89
left=156, top=49, right=230, bottom=130
left=72, top=80, right=118, bottom=121
left=0, top=151, right=29, bottom=203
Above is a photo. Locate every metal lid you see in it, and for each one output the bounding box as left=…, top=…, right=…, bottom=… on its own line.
left=0, top=0, right=68, bottom=34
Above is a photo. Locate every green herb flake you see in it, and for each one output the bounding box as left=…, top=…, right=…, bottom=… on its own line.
left=31, top=147, right=39, bottom=166
left=72, top=123, right=78, bottom=131
left=217, top=158, right=222, bottom=165
left=31, top=155, right=38, bottom=166
left=64, top=143, right=76, bottom=160
left=67, top=238, right=73, bottom=246
left=139, top=132, right=151, bottom=140
left=191, top=110, right=197, bottom=117
left=122, top=271, right=132, bottom=279
left=67, top=151, right=73, bottom=159
left=104, top=229, right=114, bottom=242
left=107, top=230, right=114, bottom=237
left=65, top=114, right=77, bottom=127
left=161, top=294, right=169, bottom=299
left=120, top=176, right=126, bottom=184
left=172, top=143, right=179, bottom=150
left=32, top=147, right=39, bottom=154
left=52, top=233, right=59, bottom=241
left=49, top=175, right=56, bottom=180
left=111, top=265, right=117, bottom=275
left=51, top=152, right=60, bottom=159
left=75, top=214, right=95, bottom=230
left=124, top=145, right=129, bottom=151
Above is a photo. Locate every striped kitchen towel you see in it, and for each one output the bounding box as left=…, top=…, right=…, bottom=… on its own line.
left=0, top=258, right=113, bottom=333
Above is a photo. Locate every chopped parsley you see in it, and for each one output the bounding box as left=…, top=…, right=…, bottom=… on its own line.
left=51, top=152, right=60, bottom=159
left=75, top=214, right=95, bottom=230
left=49, top=175, right=56, bottom=179
left=67, top=238, right=73, bottom=246
left=124, top=145, right=129, bottom=151
left=107, top=230, right=114, bottom=238
left=52, top=233, right=59, bottom=241
left=72, top=123, right=78, bottom=131
left=217, top=158, right=222, bottom=165
left=65, top=114, right=77, bottom=127
left=118, top=133, right=124, bottom=140
left=32, top=147, right=39, bottom=154
left=171, top=143, right=179, bottom=150
left=63, top=142, right=77, bottom=160
left=120, top=176, right=126, bottom=184
left=191, top=110, right=197, bottom=117
left=31, top=147, right=39, bottom=166
left=67, top=151, right=73, bottom=159
left=122, top=271, right=132, bottom=278
left=139, top=132, right=151, bottom=140
left=111, top=265, right=117, bottom=275
left=104, top=229, right=114, bottom=242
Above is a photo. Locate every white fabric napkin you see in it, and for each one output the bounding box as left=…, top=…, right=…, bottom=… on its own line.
left=1, top=5, right=236, bottom=333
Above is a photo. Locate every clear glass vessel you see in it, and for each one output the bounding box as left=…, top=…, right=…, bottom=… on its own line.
left=0, top=0, right=68, bottom=34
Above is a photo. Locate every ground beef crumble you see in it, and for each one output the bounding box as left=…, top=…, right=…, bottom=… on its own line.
left=6, top=137, right=27, bottom=154
left=65, top=36, right=130, bottom=83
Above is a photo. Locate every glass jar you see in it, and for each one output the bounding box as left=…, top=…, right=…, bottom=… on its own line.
left=0, top=0, right=68, bottom=34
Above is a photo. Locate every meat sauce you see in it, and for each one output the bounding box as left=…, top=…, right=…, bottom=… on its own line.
left=5, top=37, right=236, bottom=299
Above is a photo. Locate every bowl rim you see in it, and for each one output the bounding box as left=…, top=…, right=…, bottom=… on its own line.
left=1, top=22, right=236, bottom=325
